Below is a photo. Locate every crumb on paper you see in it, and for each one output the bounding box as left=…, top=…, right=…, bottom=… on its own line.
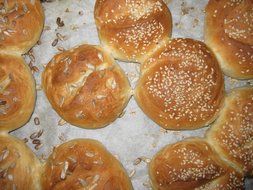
left=181, top=2, right=194, bottom=16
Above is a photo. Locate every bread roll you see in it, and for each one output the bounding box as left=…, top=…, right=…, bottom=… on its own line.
left=205, top=0, right=253, bottom=79
left=0, top=134, right=41, bottom=190
left=0, top=0, right=44, bottom=55
left=94, top=0, right=172, bottom=62
left=41, top=139, right=133, bottom=190
left=135, top=38, right=224, bottom=130
left=0, top=54, right=36, bottom=132
left=42, top=44, right=131, bottom=129
left=206, top=87, right=253, bottom=176
left=149, top=138, right=244, bottom=190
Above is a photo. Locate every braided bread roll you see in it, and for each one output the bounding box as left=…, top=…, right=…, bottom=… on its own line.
left=42, top=44, right=131, bottom=129
left=0, top=134, right=41, bottom=190
left=205, top=0, right=253, bottom=79
left=94, top=0, right=172, bottom=62
left=0, top=0, right=44, bottom=55
left=41, top=139, right=133, bottom=190
left=135, top=38, right=224, bottom=130
left=206, top=87, right=253, bottom=176
left=149, top=138, right=244, bottom=190
left=0, top=54, right=36, bottom=132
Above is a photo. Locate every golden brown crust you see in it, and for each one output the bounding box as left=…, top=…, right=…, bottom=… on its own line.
left=0, top=0, right=44, bottom=55
left=205, top=0, right=253, bottom=79
left=0, top=54, right=36, bottom=132
left=135, top=38, right=224, bottom=130
left=41, top=139, right=133, bottom=190
left=206, top=87, right=253, bottom=176
left=149, top=138, right=244, bottom=190
left=94, top=0, right=172, bottom=62
left=42, top=44, right=131, bottom=129
left=0, top=134, right=42, bottom=190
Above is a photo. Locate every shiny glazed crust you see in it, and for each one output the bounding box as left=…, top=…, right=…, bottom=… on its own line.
left=149, top=138, right=244, bottom=190
left=42, top=44, right=131, bottom=129
left=206, top=87, right=253, bottom=176
left=0, top=134, right=42, bottom=190
left=135, top=38, right=224, bottom=130
left=0, top=0, right=44, bottom=55
left=41, top=139, right=133, bottom=190
left=94, top=0, right=172, bottom=62
left=205, top=0, right=253, bottom=79
left=0, top=54, right=36, bottom=132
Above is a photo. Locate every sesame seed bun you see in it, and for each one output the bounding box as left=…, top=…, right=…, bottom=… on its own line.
left=135, top=38, right=224, bottom=130
left=41, top=139, right=133, bottom=190
left=206, top=87, right=253, bottom=176
left=0, top=134, right=42, bottom=190
left=0, top=54, right=36, bottom=133
left=149, top=138, right=244, bottom=190
left=42, top=44, right=131, bottom=129
left=204, top=0, right=253, bottom=79
left=0, top=0, right=44, bottom=55
left=94, top=0, right=172, bottom=63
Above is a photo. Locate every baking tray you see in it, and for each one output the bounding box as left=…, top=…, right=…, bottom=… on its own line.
left=11, top=0, right=253, bottom=189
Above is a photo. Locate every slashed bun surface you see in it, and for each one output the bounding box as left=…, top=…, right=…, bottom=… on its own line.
left=42, top=44, right=131, bottom=129
left=206, top=87, right=253, bottom=176
left=41, top=139, right=133, bottom=190
left=149, top=138, right=244, bottom=190
left=0, top=0, right=44, bottom=55
left=0, top=54, right=36, bottom=132
left=94, top=0, right=172, bottom=62
left=0, top=134, right=41, bottom=190
left=135, top=38, right=224, bottom=130
left=205, top=0, right=253, bottom=79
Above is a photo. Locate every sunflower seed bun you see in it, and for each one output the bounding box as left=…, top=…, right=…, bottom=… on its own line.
left=42, top=44, right=131, bottom=129
left=41, top=139, right=133, bottom=190
left=0, top=0, right=44, bottom=55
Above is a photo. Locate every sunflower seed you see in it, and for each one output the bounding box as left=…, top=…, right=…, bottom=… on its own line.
left=34, top=117, right=40, bottom=125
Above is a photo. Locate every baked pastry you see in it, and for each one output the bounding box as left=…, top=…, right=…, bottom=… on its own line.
left=149, top=138, right=245, bottom=190
left=42, top=44, right=131, bottom=129
left=0, top=134, right=42, bottom=190
left=0, top=54, right=36, bottom=132
left=0, top=0, right=44, bottom=55
left=41, top=139, right=133, bottom=190
left=206, top=87, right=253, bottom=176
left=205, top=0, right=253, bottom=79
left=135, top=38, right=224, bottom=130
left=94, top=0, right=172, bottom=63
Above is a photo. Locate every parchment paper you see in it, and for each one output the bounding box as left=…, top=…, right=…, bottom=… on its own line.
left=11, top=0, right=253, bottom=189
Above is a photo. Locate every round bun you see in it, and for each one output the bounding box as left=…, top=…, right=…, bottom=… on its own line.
left=42, top=44, right=131, bottom=129
left=135, top=38, right=224, bottom=130
left=206, top=87, right=253, bottom=176
left=41, top=139, right=133, bottom=190
left=149, top=138, right=244, bottom=190
left=94, top=0, right=172, bottom=62
left=205, top=0, right=253, bottom=79
left=0, top=0, right=44, bottom=55
left=0, top=134, right=41, bottom=190
left=0, top=54, right=36, bottom=132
